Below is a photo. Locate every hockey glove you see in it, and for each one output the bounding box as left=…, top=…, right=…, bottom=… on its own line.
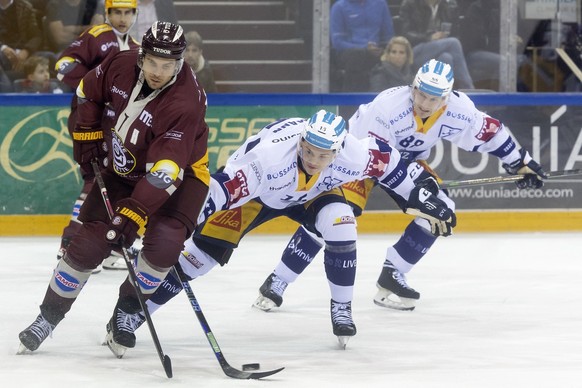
left=106, top=198, right=148, bottom=248
left=72, top=124, right=107, bottom=180
left=502, top=148, right=548, bottom=189
left=405, top=185, right=456, bottom=237
left=416, top=176, right=440, bottom=195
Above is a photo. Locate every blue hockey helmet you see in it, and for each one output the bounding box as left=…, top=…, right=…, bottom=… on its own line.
left=301, top=110, right=347, bottom=152
left=413, top=59, right=454, bottom=97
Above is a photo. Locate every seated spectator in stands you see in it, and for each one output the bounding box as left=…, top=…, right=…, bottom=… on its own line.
left=459, top=0, right=502, bottom=90
left=330, top=0, right=394, bottom=92
left=184, top=30, right=217, bottom=93
left=369, top=36, right=414, bottom=92
left=399, top=0, right=475, bottom=90
left=13, top=55, right=65, bottom=93
left=518, top=18, right=582, bottom=92
left=129, top=0, right=177, bottom=44
left=562, top=23, right=582, bottom=91
left=0, top=0, right=43, bottom=79
left=0, top=65, right=11, bottom=92
left=45, top=0, right=104, bottom=54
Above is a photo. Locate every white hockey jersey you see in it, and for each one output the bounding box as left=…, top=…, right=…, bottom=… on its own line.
left=349, top=86, right=522, bottom=165
left=202, top=117, right=416, bottom=218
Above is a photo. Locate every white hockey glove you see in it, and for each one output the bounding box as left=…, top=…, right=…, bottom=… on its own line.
left=405, top=178, right=456, bottom=237
left=502, top=148, right=548, bottom=189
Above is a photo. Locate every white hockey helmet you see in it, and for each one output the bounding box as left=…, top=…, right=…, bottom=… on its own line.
left=301, top=110, right=347, bottom=152
left=413, top=59, right=454, bottom=97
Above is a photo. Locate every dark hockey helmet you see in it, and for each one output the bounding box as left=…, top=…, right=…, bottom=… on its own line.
left=140, top=21, right=186, bottom=60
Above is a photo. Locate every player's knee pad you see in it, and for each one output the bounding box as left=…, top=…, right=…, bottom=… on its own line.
left=49, top=254, right=93, bottom=299
left=178, top=239, right=218, bottom=280
left=66, top=221, right=112, bottom=268
left=143, top=216, right=189, bottom=268
left=315, top=202, right=357, bottom=242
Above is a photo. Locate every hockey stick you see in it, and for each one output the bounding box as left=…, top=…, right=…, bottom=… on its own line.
left=169, top=266, right=285, bottom=380
left=441, top=169, right=582, bottom=189
left=91, top=161, right=173, bottom=379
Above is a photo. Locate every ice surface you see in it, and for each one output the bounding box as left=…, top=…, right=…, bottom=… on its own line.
left=3, top=233, right=582, bottom=387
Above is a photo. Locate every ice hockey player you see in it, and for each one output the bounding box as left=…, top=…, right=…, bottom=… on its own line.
left=17, top=21, right=210, bottom=357
left=115, top=109, right=456, bottom=349
left=55, top=0, right=140, bottom=272
left=253, top=59, right=548, bottom=312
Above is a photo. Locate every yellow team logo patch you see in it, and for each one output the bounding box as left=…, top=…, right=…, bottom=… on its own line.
left=333, top=215, right=356, bottom=226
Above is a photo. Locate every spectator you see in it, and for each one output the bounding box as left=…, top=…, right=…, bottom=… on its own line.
left=458, top=0, right=503, bottom=90
left=129, top=0, right=177, bottom=44
left=0, top=0, right=43, bottom=79
left=184, top=30, right=217, bottom=92
left=562, top=23, right=582, bottom=91
left=45, top=0, right=104, bottom=54
left=13, top=55, right=65, bottom=93
left=330, top=0, right=394, bottom=92
left=369, top=35, right=414, bottom=92
left=399, top=0, right=475, bottom=89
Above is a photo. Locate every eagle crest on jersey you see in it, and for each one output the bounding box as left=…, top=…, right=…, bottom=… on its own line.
left=224, top=170, right=250, bottom=206
left=475, top=116, right=501, bottom=142
left=364, top=140, right=392, bottom=177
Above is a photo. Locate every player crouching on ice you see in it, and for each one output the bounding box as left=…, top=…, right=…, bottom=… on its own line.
left=111, top=109, right=456, bottom=350
left=251, top=59, right=549, bottom=312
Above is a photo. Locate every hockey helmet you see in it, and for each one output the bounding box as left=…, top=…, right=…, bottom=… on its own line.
left=301, top=110, right=347, bottom=152
left=413, top=59, right=454, bottom=97
left=105, top=0, right=137, bottom=12
left=140, top=21, right=186, bottom=60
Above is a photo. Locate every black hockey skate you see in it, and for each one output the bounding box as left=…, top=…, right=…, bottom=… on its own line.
left=373, top=261, right=420, bottom=311
left=330, top=299, right=356, bottom=349
left=104, top=296, right=145, bottom=358
left=252, top=273, right=288, bottom=311
left=17, top=313, right=56, bottom=354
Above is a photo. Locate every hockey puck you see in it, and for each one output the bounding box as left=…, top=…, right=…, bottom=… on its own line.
left=242, top=363, right=260, bottom=371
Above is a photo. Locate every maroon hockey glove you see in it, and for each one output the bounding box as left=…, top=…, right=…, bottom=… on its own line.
left=502, top=148, right=548, bottom=189
left=72, top=124, right=107, bottom=179
left=106, top=198, right=148, bottom=248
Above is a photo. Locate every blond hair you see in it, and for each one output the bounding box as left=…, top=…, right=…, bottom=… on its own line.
left=380, top=36, right=413, bottom=65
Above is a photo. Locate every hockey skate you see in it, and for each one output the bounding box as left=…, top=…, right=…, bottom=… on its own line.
left=17, top=313, right=56, bottom=354
left=330, top=299, right=356, bottom=349
left=252, top=273, right=288, bottom=311
left=104, top=297, right=144, bottom=358
left=102, top=250, right=127, bottom=270
left=373, top=262, right=420, bottom=311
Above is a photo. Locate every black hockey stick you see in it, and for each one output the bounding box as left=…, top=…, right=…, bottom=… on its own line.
left=169, top=266, right=285, bottom=380
left=91, top=161, right=173, bottom=379
left=441, top=169, right=582, bottom=189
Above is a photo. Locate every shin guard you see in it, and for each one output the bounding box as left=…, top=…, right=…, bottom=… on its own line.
left=324, top=240, right=357, bottom=303
left=387, top=221, right=437, bottom=272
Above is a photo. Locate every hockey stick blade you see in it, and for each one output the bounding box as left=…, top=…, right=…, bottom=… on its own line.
left=441, top=169, right=582, bottom=189
left=170, top=267, right=285, bottom=380
left=222, top=364, right=285, bottom=380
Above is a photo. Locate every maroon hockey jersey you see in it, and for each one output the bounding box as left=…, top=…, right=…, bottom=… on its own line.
left=76, top=50, right=210, bottom=216
left=56, top=23, right=140, bottom=89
